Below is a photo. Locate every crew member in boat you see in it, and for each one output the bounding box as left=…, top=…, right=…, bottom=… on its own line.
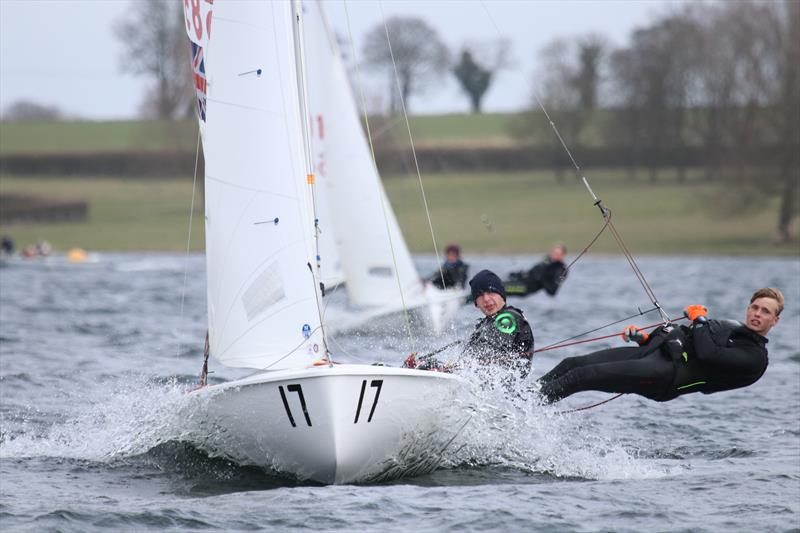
left=429, top=243, right=469, bottom=289
left=536, top=287, right=783, bottom=404
left=504, top=242, right=568, bottom=298
left=461, top=269, right=534, bottom=374
left=404, top=270, right=534, bottom=374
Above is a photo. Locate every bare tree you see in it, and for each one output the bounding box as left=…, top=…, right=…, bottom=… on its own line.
left=509, top=36, right=607, bottom=180
left=362, top=17, right=450, bottom=114
left=607, top=13, right=701, bottom=182
left=115, top=0, right=192, bottom=119
left=697, top=0, right=799, bottom=241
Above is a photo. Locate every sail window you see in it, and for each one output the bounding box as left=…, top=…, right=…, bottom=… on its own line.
left=242, top=262, right=286, bottom=321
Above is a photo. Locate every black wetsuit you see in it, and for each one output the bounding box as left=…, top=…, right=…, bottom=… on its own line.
left=462, top=305, right=534, bottom=375
left=538, top=319, right=768, bottom=403
left=505, top=257, right=567, bottom=297
left=430, top=260, right=469, bottom=289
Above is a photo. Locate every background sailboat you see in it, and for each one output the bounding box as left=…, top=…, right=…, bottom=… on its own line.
left=302, top=0, right=467, bottom=334
left=181, top=0, right=468, bottom=484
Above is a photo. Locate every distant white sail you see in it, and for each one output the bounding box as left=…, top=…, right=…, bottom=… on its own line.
left=189, top=1, right=326, bottom=369
left=303, top=1, right=425, bottom=309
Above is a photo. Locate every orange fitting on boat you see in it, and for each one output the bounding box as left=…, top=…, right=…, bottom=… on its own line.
left=307, top=173, right=315, bottom=184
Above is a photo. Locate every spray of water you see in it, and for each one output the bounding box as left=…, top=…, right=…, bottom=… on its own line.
left=0, top=375, right=194, bottom=462
left=435, top=352, right=672, bottom=480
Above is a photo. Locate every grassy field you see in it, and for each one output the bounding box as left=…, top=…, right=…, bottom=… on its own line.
left=0, top=120, right=199, bottom=154
left=1, top=172, right=796, bottom=256
left=0, top=114, right=516, bottom=155
left=375, top=113, right=518, bottom=147
left=385, top=171, right=797, bottom=256
left=0, top=176, right=204, bottom=251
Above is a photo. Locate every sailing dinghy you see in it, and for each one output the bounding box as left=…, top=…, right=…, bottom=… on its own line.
left=181, top=0, right=468, bottom=484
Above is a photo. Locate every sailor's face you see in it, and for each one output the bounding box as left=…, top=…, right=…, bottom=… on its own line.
left=745, top=297, right=780, bottom=336
left=476, top=292, right=505, bottom=317
left=549, top=246, right=565, bottom=262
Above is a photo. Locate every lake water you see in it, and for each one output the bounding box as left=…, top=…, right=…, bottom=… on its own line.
left=1, top=253, right=798, bottom=532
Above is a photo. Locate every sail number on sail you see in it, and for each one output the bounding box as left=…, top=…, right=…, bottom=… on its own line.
left=277, top=380, right=384, bottom=428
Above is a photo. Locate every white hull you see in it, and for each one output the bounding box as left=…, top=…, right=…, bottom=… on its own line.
left=188, top=364, right=469, bottom=484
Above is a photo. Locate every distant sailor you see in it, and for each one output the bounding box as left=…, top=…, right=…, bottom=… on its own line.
left=536, top=288, right=783, bottom=404
left=1, top=236, right=13, bottom=255
left=429, top=243, right=469, bottom=289
left=505, top=243, right=568, bottom=297
left=505, top=243, right=567, bottom=296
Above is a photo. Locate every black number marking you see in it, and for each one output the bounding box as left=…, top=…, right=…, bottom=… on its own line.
left=354, top=379, right=384, bottom=423
left=279, top=384, right=312, bottom=427
left=354, top=380, right=367, bottom=423
left=278, top=385, right=296, bottom=427
left=367, top=380, right=383, bottom=422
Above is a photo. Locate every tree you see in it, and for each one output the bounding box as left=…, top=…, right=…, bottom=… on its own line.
left=452, top=39, right=511, bottom=113
left=607, top=13, right=701, bottom=182
left=362, top=17, right=450, bottom=114
left=2, top=101, right=64, bottom=122
left=509, top=36, right=607, bottom=181
left=114, top=0, right=192, bottom=119
left=453, top=51, right=491, bottom=113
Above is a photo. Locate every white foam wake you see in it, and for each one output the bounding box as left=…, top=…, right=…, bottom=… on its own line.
left=0, top=375, right=194, bottom=462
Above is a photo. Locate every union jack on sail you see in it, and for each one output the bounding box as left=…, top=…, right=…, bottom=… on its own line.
left=190, top=41, right=207, bottom=121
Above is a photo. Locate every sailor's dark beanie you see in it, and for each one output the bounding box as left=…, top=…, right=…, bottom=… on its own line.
left=469, top=269, right=506, bottom=303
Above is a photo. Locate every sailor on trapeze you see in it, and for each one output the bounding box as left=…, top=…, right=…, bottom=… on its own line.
left=536, top=288, right=783, bottom=404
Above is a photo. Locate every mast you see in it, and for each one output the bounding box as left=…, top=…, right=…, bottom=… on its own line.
left=291, top=0, right=331, bottom=361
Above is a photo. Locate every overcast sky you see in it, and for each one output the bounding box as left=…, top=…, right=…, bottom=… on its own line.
left=0, top=0, right=679, bottom=120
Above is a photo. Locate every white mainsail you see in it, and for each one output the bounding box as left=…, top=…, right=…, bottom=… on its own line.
left=303, top=1, right=426, bottom=310
left=192, top=1, right=326, bottom=369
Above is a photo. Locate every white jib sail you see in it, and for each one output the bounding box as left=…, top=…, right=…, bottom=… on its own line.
left=303, top=1, right=426, bottom=309
left=186, top=1, right=326, bottom=369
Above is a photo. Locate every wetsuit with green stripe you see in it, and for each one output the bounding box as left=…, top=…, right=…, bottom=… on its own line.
left=462, top=305, right=534, bottom=375
left=537, top=319, right=768, bottom=403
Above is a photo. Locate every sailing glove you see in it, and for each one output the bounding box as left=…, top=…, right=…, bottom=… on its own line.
left=621, top=325, right=649, bottom=344
left=683, top=304, right=708, bottom=323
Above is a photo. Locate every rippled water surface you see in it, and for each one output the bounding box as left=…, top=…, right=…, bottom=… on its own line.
left=1, top=253, right=798, bottom=532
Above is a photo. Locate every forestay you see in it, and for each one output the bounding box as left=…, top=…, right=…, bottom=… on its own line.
left=303, top=1, right=425, bottom=309
left=188, top=1, right=326, bottom=370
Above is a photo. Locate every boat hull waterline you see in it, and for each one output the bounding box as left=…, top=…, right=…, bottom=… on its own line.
left=188, top=365, right=469, bottom=484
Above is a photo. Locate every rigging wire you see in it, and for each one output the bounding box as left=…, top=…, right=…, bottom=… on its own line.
left=535, top=306, right=662, bottom=352
left=342, top=0, right=417, bottom=353
left=377, top=0, right=450, bottom=293
left=176, top=111, right=204, bottom=360
left=478, top=1, right=672, bottom=325
left=534, top=316, right=686, bottom=354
